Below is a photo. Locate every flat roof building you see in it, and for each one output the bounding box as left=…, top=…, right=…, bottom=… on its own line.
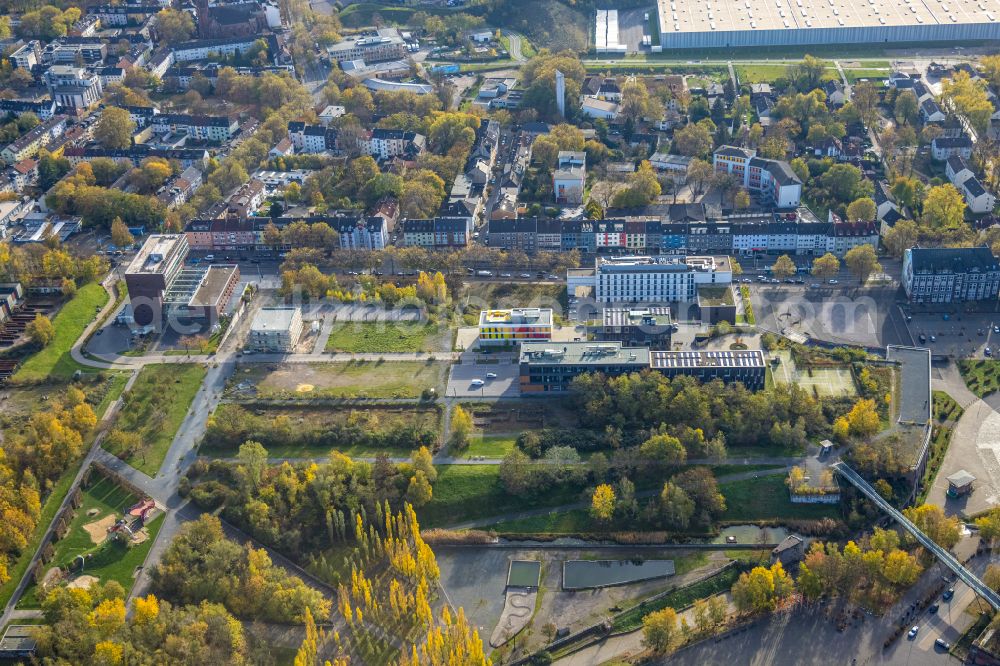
left=593, top=255, right=733, bottom=304
left=125, top=234, right=189, bottom=327
left=518, top=341, right=764, bottom=392
left=247, top=306, right=303, bottom=352
left=478, top=308, right=553, bottom=346
left=655, top=0, right=1000, bottom=49
left=903, top=246, right=1000, bottom=303
left=591, top=306, right=674, bottom=349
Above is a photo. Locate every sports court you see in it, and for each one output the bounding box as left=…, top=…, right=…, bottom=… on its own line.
left=771, top=350, right=857, bottom=398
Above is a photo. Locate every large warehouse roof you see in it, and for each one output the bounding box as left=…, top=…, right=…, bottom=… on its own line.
left=657, top=0, right=1000, bottom=34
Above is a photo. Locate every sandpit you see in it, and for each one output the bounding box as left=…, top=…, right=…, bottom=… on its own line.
left=86, top=508, right=99, bottom=517
left=296, top=383, right=315, bottom=393
left=131, top=528, right=150, bottom=545
left=67, top=574, right=98, bottom=589
left=83, top=515, right=117, bottom=544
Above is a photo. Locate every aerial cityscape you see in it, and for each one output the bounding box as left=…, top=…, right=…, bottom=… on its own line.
left=1, top=0, right=1000, bottom=663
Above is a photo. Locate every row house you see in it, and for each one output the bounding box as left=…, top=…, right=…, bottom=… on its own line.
left=151, top=113, right=239, bottom=141
left=0, top=99, right=57, bottom=121
left=1, top=116, right=67, bottom=163
left=401, top=217, right=471, bottom=248
left=156, top=166, right=203, bottom=209
left=63, top=146, right=210, bottom=169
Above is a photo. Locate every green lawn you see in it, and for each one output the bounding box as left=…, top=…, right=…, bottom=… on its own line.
left=958, top=360, right=1000, bottom=398
left=844, top=68, right=891, bottom=82
left=18, top=476, right=163, bottom=608
left=720, top=475, right=840, bottom=521
left=464, top=434, right=517, bottom=458
left=12, top=283, right=108, bottom=383
left=418, top=465, right=588, bottom=527
left=917, top=391, right=964, bottom=505
left=93, top=372, right=131, bottom=419
left=325, top=321, right=441, bottom=353
left=0, top=461, right=82, bottom=609
left=106, top=363, right=207, bottom=475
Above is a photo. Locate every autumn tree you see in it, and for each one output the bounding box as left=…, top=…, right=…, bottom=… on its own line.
left=922, top=184, right=966, bottom=229
left=660, top=481, right=695, bottom=529
left=110, top=217, right=134, bottom=248
left=771, top=254, right=797, bottom=279
left=882, top=219, right=919, bottom=258
left=411, top=446, right=437, bottom=483
left=811, top=252, right=840, bottom=279
left=639, top=433, right=686, bottom=466
left=844, top=244, right=881, bottom=285
left=406, top=470, right=433, bottom=507
left=26, top=313, right=55, bottom=346
left=846, top=197, right=877, bottom=222
left=449, top=405, right=473, bottom=450
left=732, top=563, right=794, bottom=614
left=94, top=107, right=135, bottom=150
left=590, top=483, right=616, bottom=522
left=902, top=504, right=961, bottom=549
left=643, top=607, right=682, bottom=654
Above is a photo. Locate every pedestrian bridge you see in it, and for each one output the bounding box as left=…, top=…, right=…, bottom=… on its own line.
left=832, top=461, right=1000, bottom=611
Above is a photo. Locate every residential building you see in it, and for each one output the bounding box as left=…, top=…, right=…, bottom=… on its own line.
left=151, top=113, right=239, bottom=141
left=0, top=117, right=67, bottom=163
left=553, top=150, right=586, bottom=205
left=0, top=99, right=57, bottom=121
left=335, top=217, right=388, bottom=250
left=363, top=128, right=425, bottom=160
left=932, top=135, right=974, bottom=160
left=903, top=246, right=1000, bottom=303
left=247, top=307, right=303, bottom=352
left=712, top=146, right=802, bottom=208
left=649, top=153, right=692, bottom=180
left=401, top=217, right=471, bottom=248
left=581, top=97, right=620, bottom=120
left=920, top=98, right=946, bottom=123
left=478, top=308, right=553, bottom=346
left=226, top=179, right=265, bottom=219
left=155, top=166, right=203, bottom=209
left=518, top=342, right=765, bottom=393
left=957, top=175, right=996, bottom=214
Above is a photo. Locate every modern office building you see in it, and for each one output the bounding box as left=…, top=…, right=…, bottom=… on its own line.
left=591, top=307, right=674, bottom=348
left=124, top=234, right=191, bottom=327
left=478, top=308, right=554, bottom=346
left=518, top=342, right=765, bottom=392
left=247, top=307, right=303, bottom=352
left=327, top=28, right=408, bottom=64
left=903, top=246, right=1000, bottom=303
left=593, top=255, right=733, bottom=304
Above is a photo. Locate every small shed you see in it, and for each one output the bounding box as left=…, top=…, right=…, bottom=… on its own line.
left=770, top=534, right=806, bottom=566
left=819, top=440, right=834, bottom=457
left=947, top=470, right=976, bottom=498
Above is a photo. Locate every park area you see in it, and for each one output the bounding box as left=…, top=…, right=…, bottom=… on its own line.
left=19, top=474, right=162, bottom=608
left=227, top=360, right=450, bottom=399
left=771, top=349, right=858, bottom=398
left=11, top=283, right=108, bottom=383
left=201, top=402, right=441, bottom=457
left=104, top=363, right=207, bottom=475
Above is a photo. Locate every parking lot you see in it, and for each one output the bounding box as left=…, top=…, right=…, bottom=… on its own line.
left=905, top=309, right=1000, bottom=360
left=447, top=357, right=520, bottom=398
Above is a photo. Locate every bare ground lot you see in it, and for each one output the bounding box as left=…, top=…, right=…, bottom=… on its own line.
left=227, top=360, right=451, bottom=399
left=436, top=546, right=731, bottom=660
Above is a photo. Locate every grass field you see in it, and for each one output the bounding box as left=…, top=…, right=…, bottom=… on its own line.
left=338, top=2, right=458, bottom=28
left=844, top=68, right=891, bottom=82
left=12, top=283, right=108, bottom=383
left=0, top=461, right=82, bottom=609
left=771, top=350, right=857, bottom=398
left=325, top=321, right=443, bottom=353
left=719, top=475, right=840, bottom=521
left=418, top=465, right=587, bottom=527
left=464, top=434, right=517, bottom=458
left=93, top=372, right=130, bottom=419
left=736, top=64, right=840, bottom=83
left=107, top=363, right=206, bottom=475
left=232, top=360, right=450, bottom=399
left=18, top=476, right=163, bottom=608
left=958, top=359, right=1000, bottom=398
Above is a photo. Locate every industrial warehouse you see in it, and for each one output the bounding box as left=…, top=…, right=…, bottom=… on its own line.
left=643, top=0, right=1000, bottom=49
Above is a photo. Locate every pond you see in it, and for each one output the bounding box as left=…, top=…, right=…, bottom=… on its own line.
left=562, top=559, right=675, bottom=590
left=507, top=559, right=541, bottom=588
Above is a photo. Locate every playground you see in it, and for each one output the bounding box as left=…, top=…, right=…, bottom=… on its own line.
left=771, top=350, right=858, bottom=398
left=18, top=475, right=162, bottom=607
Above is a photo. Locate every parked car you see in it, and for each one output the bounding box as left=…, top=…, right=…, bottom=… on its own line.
left=929, top=603, right=939, bottom=613
left=500, top=272, right=512, bottom=278
left=486, top=372, right=497, bottom=379
left=930, top=335, right=937, bottom=343
left=470, top=379, right=485, bottom=387
left=828, top=279, right=839, bottom=284
left=943, top=587, right=955, bottom=600
left=519, top=273, right=531, bottom=278
left=935, top=638, right=951, bottom=650
left=908, top=626, right=919, bottom=639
